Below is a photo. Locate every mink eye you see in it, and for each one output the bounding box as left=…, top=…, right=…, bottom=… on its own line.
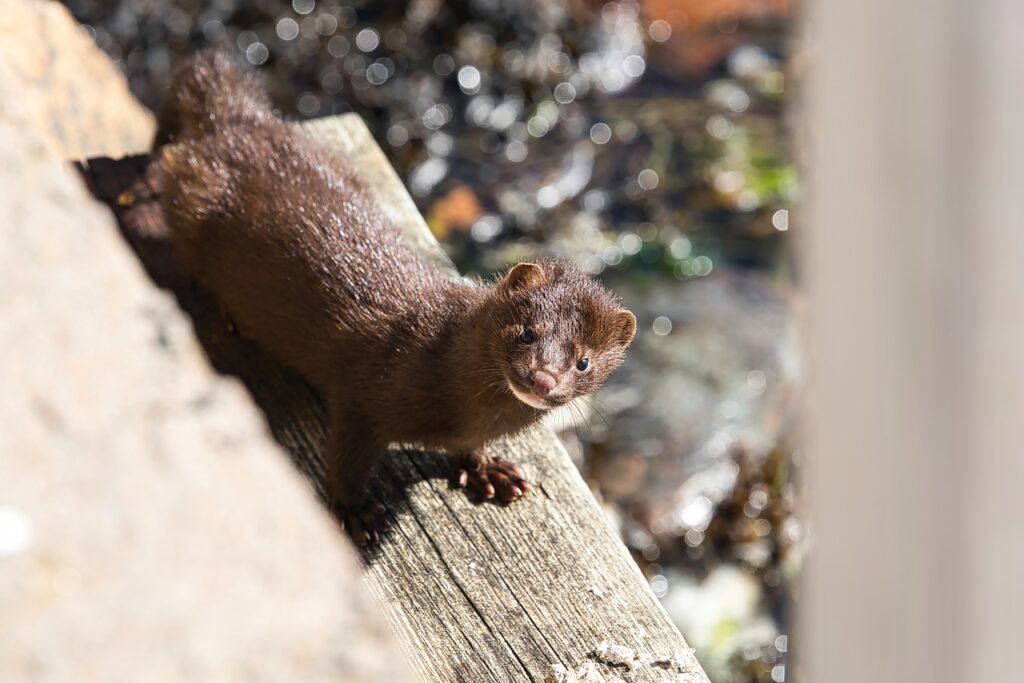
left=576, top=357, right=590, bottom=372
left=519, top=327, right=536, bottom=344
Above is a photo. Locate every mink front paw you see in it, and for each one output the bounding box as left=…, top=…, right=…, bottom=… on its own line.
left=455, top=452, right=530, bottom=504
left=334, top=500, right=390, bottom=547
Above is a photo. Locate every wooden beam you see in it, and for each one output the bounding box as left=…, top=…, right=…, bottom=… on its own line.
left=80, top=114, right=704, bottom=683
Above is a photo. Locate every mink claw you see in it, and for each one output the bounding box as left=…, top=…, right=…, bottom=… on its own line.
left=335, top=500, right=390, bottom=547
left=456, top=455, right=530, bottom=505
left=370, top=501, right=391, bottom=530
left=470, top=471, right=496, bottom=501
left=489, top=472, right=523, bottom=503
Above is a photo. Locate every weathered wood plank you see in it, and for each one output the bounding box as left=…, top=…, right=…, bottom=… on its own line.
left=79, top=113, right=705, bottom=683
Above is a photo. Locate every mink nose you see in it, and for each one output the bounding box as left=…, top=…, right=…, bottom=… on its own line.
left=530, top=370, right=557, bottom=396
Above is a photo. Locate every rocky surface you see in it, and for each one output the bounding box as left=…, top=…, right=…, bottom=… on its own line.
left=567, top=273, right=800, bottom=514
left=0, top=5, right=409, bottom=681
left=0, top=0, right=155, bottom=159
left=550, top=274, right=802, bottom=682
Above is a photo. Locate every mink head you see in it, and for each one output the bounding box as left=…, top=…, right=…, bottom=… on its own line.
left=487, top=260, right=637, bottom=410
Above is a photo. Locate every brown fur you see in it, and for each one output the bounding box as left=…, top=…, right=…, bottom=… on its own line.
left=154, top=51, right=636, bottom=534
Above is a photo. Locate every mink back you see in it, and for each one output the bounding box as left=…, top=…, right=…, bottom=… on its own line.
left=155, top=51, right=458, bottom=388
left=154, top=51, right=634, bottom=454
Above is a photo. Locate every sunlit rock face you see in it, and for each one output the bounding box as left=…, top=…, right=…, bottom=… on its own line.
left=0, top=0, right=154, bottom=158
left=0, top=6, right=409, bottom=680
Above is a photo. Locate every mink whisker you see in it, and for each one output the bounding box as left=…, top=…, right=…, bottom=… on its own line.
left=578, top=396, right=609, bottom=428
left=567, top=399, right=597, bottom=443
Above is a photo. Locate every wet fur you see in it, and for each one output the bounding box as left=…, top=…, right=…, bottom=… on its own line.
left=154, top=50, right=636, bottom=515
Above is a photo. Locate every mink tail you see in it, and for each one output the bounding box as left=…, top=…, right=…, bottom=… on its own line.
left=152, top=49, right=276, bottom=149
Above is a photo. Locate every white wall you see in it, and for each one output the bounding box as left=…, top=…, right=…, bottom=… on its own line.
left=804, top=0, right=1024, bottom=680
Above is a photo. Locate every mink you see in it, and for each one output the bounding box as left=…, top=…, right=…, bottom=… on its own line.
left=153, top=50, right=637, bottom=545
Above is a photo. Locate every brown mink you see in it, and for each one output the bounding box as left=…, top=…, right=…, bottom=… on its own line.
left=154, top=50, right=637, bottom=545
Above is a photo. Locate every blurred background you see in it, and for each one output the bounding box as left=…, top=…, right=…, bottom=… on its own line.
left=62, top=1, right=804, bottom=680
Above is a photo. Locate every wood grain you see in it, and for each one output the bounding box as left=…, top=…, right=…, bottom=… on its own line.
left=79, top=113, right=705, bottom=683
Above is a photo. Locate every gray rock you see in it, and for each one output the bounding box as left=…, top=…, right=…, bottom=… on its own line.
left=0, top=0, right=155, bottom=159
left=0, top=10, right=410, bottom=682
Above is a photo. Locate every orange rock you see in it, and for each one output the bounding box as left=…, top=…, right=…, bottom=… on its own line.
left=645, top=0, right=790, bottom=32
left=428, top=184, right=485, bottom=236
left=643, top=0, right=792, bottom=78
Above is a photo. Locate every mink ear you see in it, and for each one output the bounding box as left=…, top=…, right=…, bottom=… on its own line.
left=610, top=310, right=637, bottom=348
left=498, top=262, right=547, bottom=296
